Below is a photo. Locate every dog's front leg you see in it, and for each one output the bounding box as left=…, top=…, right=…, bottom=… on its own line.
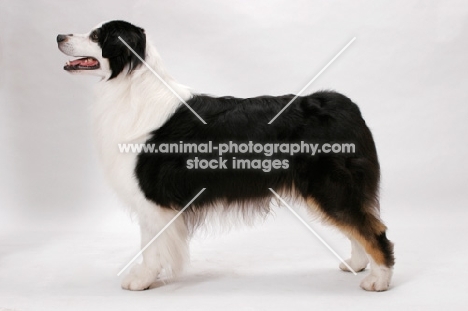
left=121, top=202, right=189, bottom=290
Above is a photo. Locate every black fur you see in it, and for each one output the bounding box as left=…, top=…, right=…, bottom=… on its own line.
left=110, top=25, right=395, bottom=269
left=136, top=91, right=379, bottom=212
left=97, top=20, right=146, bottom=79
left=58, top=19, right=395, bottom=286
left=376, top=232, right=395, bottom=267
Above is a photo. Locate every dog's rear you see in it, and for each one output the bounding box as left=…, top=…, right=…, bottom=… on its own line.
left=137, top=91, right=394, bottom=291
left=57, top=20, right=394, bottom=292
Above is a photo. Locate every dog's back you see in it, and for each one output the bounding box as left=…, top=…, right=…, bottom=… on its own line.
left=58, top=20, right=394, bottom=292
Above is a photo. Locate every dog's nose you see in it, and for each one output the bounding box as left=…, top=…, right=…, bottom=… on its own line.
left=57, top=34, right=68, bottom=43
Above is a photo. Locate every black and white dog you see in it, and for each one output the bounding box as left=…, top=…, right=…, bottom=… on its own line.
left=57, top=20, right=394, bottom=291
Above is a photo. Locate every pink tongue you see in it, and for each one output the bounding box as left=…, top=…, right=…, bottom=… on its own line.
left=70, top=58, right=98, bottom=66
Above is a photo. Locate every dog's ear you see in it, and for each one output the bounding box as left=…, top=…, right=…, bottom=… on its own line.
left=101, top=26, right=146, bottom=80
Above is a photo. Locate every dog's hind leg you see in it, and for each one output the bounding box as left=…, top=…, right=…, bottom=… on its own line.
left=339, top=236, right=369, bottom=273
left=301, top=153, right=395, bottom=291
left=339, top=211, right=394, bottom=292
left=121, top=202, right=189, bottom=291
left=307, top=196, right=394, bottom=291
left=306, top=190, right=395, bottom=291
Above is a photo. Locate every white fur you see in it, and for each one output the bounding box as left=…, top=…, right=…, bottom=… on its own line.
left=59, top=24, right=392, bottom=292
left=339, top=237, right=369, bottom=273
left=360, top=257, right=393, bottom=291
left=60, top=28, right=192, bottom=290
left=338, top=234, right=392, bottom=291
left=121, top=202, right=189, bottom=290
left=94, top=45, right=192, bottom=290
left=58, top=30, right=109, bottom=78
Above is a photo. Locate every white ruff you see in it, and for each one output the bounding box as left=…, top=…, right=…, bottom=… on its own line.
left=92, top=42, right=192, bottom=208
left=91, top=42, right=192, bottom=290
left=58, top=23, right=393, bottom=291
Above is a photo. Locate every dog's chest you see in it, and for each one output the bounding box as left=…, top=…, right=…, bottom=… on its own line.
left=92, top=100, right=148, bottom=206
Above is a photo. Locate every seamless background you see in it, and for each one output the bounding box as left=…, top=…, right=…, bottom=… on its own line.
left=1, top=0, right=467, bottom=310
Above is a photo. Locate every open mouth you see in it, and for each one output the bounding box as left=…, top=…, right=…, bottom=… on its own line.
left=64, top=57, right=100, bottom=71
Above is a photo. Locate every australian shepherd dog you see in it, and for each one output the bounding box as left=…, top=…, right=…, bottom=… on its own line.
left=57, top=20, right=394, bottom=291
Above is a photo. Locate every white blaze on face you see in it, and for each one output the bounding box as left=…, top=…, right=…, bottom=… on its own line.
left=58, top=29, right=110, bottom=78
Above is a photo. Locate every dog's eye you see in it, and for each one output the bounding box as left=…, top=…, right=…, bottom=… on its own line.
left=90, top=30, right=99, bottom=42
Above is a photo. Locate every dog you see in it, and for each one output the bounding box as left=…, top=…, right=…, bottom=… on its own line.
left=57, top=20, right=394, bottom=291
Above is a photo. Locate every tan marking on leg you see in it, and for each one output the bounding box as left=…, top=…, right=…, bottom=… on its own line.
left=305, top=197, right=388, bottom=266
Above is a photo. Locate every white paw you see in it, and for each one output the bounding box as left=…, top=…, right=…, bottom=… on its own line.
left=360, top=268, right=392, bottom=292
left=121, top=263, right=159, bottom=291
left=339, top=258, right=368, bottom=273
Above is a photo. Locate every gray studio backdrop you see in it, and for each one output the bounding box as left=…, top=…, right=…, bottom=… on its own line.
left=1, top=0, right=467, bottom=232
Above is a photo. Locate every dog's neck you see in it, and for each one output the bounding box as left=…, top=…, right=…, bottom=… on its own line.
left=93, top=42, right=192, bottom=145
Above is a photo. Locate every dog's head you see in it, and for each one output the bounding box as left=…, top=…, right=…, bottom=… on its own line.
left=57, top=20, right=146, bottom=80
